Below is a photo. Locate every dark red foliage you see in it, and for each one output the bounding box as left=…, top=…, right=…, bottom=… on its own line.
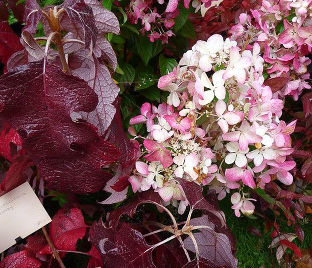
left=0, top=21, right=23, bottom=68
left=0, top=123, right=22, bottom=162
left=90, top=221, right=155, bottom=268
left=280, top=239, right=302, bottom=259
left=0, top=62, right=120, bottom=193
left=40, top=208, right=87, bottom=254
left=86, top=246, right=103, bottom=268
left=178, top=179, right=226, bottom=227
left=108, top=190, right=162, bottom=228
left=111, top=175, right=130, bottom=192
left=24, top=233, right=47, bottom=257
left=0, top=0, right=24, bottom=24
left=23, top=0, right=41, bottom=34
left=183, top=215, right=238, bottom=268
left=62, top=0, right=98, bottom=48
left=0, top=251, right=41, bottom=268
left=190, top=0, right=256, bottom=42
left=0, top=154, right=32, bottom=195
left=264, top=76, right=290, bottom=93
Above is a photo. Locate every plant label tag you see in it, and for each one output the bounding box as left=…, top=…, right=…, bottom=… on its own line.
left=0, top=182, right=51, bottom=253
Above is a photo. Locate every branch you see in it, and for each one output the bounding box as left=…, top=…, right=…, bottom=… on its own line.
left=41, top=226, right=66, bottom=268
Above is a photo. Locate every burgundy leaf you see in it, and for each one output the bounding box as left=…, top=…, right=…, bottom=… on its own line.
left=182, top=258, right=216, bottom=267
left=40, top=208, right=87, bottom=254
left=0, top=154, right=32, bottom=196
left=103, top=100, right=139, bottom=168
left=71, top=49, right=119, bottom=134
left=279, top=239, right=302, bottom=259
left=0, top=250, right=41, bottom=268
left=8, top=0, right=25, bottom=23
left=21, top=31, right=45, bottom=61
left=25, top=233, right=47, bottom=256
left=152, top=239, right=188, bottom=268
left=0, top=123, right=22, bottom=161
left=0, top=21, right=23, bottom=67
left=108, top=190, right=162, bottom=228
left=178, top=179, right=226, bottom=227
left=6, top=50, right=28, bottom=72
left=101, top=105, right=140, bottom=204
left=62, top=0, right=98, bottom=48
left=0, top=2, right=9, bottom=22
left=0, top=62, right=120, bottom=193
left=87, top=246, right=104, bottom=268
left=94, top=35, right=117, bottom=70
left=264, top=75, right=290, bottom=93
left=302, top=92, right=312, bottom=118
left=111, top=176, right=130, bottom=192
left=183, top=215, right=238, bottom=268
left=90, top=221, right=155, bottom=268
left=84, top=0, right=120, bottom=35
left=23, top=0, right=41, bottom=34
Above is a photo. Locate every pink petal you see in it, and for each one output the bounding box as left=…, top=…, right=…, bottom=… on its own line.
left=129, top=176, right=141, bottom=193
left=215, top=100, right=226, bottom=116
left=225, top=167, right=243, bottom=182
left=222, top=131, right=240, bottom=141
left=224, top=112, right=242, bottom=125
left=165, top=0, right=178, bottom=12
left=218, top=119, right=229, bottom=133
left=141, top=102, right=151, bottom=117
left=130, top=115, right=146, bottom=125
left=277, top=171, right=293, bottom=185
left=135, top=161, right=149, bottom=176
left=242, top=170, right=255, bottom=188
left=158, top=71, right=176, bottom=89
left=158, top=186, right=174, bottom=202
left=143, top=139, right=159, bottom=151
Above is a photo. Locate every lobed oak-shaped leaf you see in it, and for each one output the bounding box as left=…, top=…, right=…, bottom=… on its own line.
left=62, top=0, right=98, bottom=48
left=90, top=221, right=155, bottom=268
left=71, top=49, right=119, bottom=135
left=0, top=62, right=120, bottom=193
left=84, top=0, right=120, bottom=35
left=0, top=250, right=41, bottom=268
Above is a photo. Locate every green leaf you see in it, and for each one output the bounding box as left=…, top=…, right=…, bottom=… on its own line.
left=135, top=36, right=163, bottom=65
left=139, top=86, right=161, bottom=102
left=118, top=7, right=127, bottom=25
left=117, top=63, right=135, bottom=85
left=123, top=24, right=139, bottom=35
left=255, top=188, right=276, bottom=204
left=135, top=66, right=158, bottom=91
left=174, top=6, right=190, bottom=32
left=50, top=190, right=68, bottom=207
left=180, top=20, right=196, bottom=40
left=111, top=35, right=125, bottom=44
left=102, top=0, right=113, bottom=10
left=159, top=54, right=178, bottom=76
left=275, top=21, right=284, bottom=34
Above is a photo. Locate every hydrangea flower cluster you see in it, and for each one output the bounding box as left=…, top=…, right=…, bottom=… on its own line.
left=126, top=0, right=218, bottom=43
left=229, top=0, right=312, bottom=100
left=129, top=34, right=296, bottom=216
